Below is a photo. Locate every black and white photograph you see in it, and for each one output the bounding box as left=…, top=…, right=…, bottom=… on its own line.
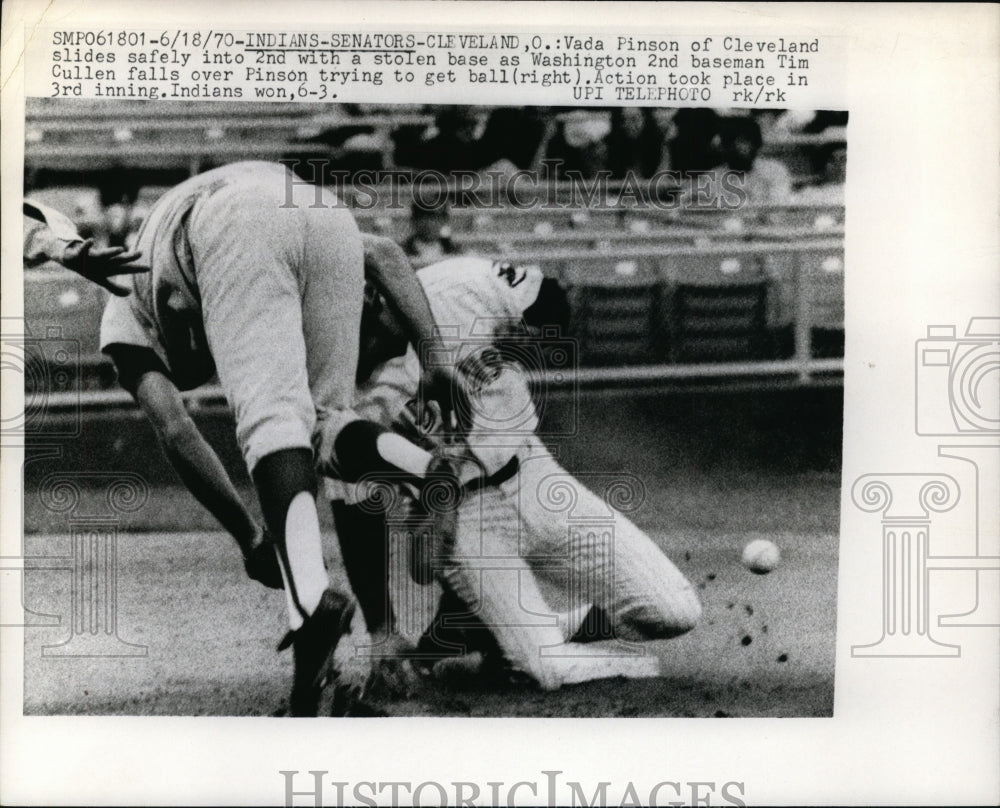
left=2, top=2, right=997, bottom=806
left=20, top=97, right=846, bottom=720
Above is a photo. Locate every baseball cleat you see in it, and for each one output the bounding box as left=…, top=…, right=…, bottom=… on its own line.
left=428, top=650, right=487, bottom=685
left=278, top=588, right=356, bottom=717
left=429, top=650, right=533, bottom=691
left=327, top=629, right=419, bottom=716
left=330, top=690, right=389, bottom=717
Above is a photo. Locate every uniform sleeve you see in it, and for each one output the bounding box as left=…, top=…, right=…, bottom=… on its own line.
left=104, top=344, right=170, bottom=395
left=23, top=201, right=84, bottom=267
left=100, top=293, right=156, bottom=353
left=324, top=348, right=427, bottom=503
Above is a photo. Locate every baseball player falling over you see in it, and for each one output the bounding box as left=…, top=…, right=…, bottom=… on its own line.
left=329, top=255, right=702, bottom=702
left=99, top=161, right=470, bottom=717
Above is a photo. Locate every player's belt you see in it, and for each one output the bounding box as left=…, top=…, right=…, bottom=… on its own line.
left=462, top=455, right=520, bottom=494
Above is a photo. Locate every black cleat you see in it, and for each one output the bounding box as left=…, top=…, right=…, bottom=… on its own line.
left=330, top=683, right=390, bottom=717
left=278, top=588, right=356, bottom=717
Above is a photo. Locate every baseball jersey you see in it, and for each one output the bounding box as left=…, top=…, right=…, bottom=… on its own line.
left=348, top=258, right=701, bottom=677
left=325, top=255, right=543, bottom=501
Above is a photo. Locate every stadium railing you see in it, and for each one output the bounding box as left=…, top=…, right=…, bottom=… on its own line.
left=25, top=111, right=435, bottom=173
left=449, top=224, right=843, bottom=255
left=24, top=237, right=844, bottom=415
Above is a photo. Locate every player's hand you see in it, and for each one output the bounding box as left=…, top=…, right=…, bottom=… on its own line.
left=61, top=239, right=148, bottom=296
left=243, top=527, right=284, bottom=589
left=366, top=632, right=422, bottom=700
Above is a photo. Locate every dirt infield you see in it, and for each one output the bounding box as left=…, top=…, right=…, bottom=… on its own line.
left=22, top=506, right=836, bottom=717
left=21, top=389, right=840, bottom=717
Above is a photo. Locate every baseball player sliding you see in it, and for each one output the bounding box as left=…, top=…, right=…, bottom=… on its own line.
left=99, top=161, right=468, bottom=717
left=331, top=255, right=702, bottom=698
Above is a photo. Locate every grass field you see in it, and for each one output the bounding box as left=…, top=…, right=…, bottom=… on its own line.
left=21, top=389, right=841, bottom=717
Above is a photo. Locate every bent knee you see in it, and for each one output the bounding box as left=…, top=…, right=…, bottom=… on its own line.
left=532, top=667, right=563, bottom=692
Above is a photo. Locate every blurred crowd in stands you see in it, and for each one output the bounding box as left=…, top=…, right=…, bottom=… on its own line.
left=292, top=104, right=846, bottom=198
left=24, top=104, right=847, bottom=261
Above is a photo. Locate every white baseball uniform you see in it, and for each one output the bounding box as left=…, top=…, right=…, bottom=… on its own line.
left=328, top=256, right=701, bottom=689
left=23, top=201, right=85, bottom=266
left=100, top=161, right=364, bottom=473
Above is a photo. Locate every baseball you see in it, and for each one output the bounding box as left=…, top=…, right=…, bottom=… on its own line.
left=742, top=539, right=781, bottom=574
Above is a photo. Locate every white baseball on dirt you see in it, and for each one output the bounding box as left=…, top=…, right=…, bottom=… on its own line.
left=742, top=539, right=781, bottom=574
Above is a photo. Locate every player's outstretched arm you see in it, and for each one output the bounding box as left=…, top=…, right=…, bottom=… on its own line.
left=361, top=234, right=466, bottom=423
left=112, top=351, right=280, bottom=587
left=23, top=202, right=147, bottom=296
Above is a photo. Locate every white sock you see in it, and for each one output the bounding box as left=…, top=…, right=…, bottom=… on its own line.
left=279, top=491, right=328, bottom=631
left=376, top=432, right=433, bottom=477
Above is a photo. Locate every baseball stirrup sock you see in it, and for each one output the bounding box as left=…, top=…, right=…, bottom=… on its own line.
left=334, top=419, right=432, bottom=483
left=331, top=500, right=392, bottom=634
left=253, top=448, right=327, bottom=631
left=279, top=493, right=327, bottom=629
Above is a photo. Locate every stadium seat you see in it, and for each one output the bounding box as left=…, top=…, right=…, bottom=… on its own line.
left=658, top=249, right=769, bottom=287
left=764, top=203, right=844, bottom=229
left=800, top=247, right=845, bottom=358
left=561, top=256, right=665, bottom=366
left=669, top=280, right=770, bottom=363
